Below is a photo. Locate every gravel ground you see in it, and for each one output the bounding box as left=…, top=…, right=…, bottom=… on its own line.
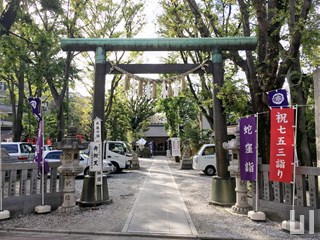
left=0, top=157, right=319, bottom=239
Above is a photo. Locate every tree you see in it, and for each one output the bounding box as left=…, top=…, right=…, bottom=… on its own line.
left=1, top=0, right=147, bottom=142
left=105, top=85, right=155, bottom=142
left=157, top=0, right=316, bottom=165
left=156, top=93, right=204, bottom=152
left=0, top=0, right=21, bottom=36
left=71, top=0, right=146, bottom=140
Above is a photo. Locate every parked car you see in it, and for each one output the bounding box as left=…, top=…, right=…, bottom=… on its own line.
left=192, top=144, right=217, bottom=176
left=102, top=141, right=132, bottom=173
left=42, top=150, right=115, bottom=175
left=0, top=148, right=20, bottom=163
left=1, top=142, right=35, bottom=162
left=80, top=152, right=116, bottom=175
left=43, top=150, right=62, bottom=162
left=33, top=145, right=54, bottom=152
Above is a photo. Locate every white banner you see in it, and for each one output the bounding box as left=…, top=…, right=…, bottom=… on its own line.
left=171, top=138, right=181, bottom=157
left=93, top=117, right=102, bottom=142
left=90, top=142, right=102, bottom=172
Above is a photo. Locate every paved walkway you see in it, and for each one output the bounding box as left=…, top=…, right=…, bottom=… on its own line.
left=122, top=158, right=198, bottom=237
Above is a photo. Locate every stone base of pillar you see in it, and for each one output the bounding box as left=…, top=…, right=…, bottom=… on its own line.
left=180, top=158, right=192, bottom=169
left=0, top=210, right=10, bottom=220
left=248, top=210, right=266, bottom=221
left=78, top=175, right=112, bottom=207
left=209, top=176, right=236, bottom=206
left=57, top=205, right=78, bottom=214
left=231, top=203, right=252, bottom=214
left=281, top=220, right=304, bottom=233
left=130, top=158, right=140, bottom=169
left=35, top=205, right=51, bottom=214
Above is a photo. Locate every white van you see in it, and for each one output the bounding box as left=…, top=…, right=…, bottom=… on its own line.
left=192, top=144, right=216, bottom=176
left=103, top=141, right=132, bottom=173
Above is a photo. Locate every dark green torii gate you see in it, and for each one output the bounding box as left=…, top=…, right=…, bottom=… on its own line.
left=61, top=37, right=257, bottom=180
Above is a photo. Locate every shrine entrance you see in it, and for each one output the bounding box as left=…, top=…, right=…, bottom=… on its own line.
left=61, top=37, right=257, bottom=205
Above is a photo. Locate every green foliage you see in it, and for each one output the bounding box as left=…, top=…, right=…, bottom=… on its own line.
left=156, top=93, right=204, bottom=152
left=216, top=76, right=252, bottom=123
left=68, top=94, right=92, bottom=139
left=105, top=84, right=155, bottom=142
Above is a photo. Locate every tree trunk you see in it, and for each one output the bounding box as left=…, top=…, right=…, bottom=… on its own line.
left=13, top=62, right=25, bottom=141
left=287, top=62, right=312, bottom=166
left=0, top=0, right=21, bottom=36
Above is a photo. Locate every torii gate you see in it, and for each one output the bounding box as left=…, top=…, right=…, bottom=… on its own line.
left=61, top=37, right=257, bottom=186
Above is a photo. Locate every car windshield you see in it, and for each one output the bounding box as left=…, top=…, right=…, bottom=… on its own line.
left=124, top=142, right=132, bottom=154
left=45, top=151, right=62, bottom=160
left=21, top=143, right=34, bottom=153
left=196, top=145, right=206, bottom=155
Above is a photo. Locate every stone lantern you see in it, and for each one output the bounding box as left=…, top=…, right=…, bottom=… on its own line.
left=180, top=140, right=192, bottom=169
left=56, top=126, right=87, bottom=213
left=223, top=126, right=252, bottom=214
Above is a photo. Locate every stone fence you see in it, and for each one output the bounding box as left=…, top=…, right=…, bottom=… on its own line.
left=253, top=164, right=320, bottom=230
left=1, top=162, right=63, bottom=217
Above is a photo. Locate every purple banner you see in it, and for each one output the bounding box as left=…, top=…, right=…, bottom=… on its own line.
left=240, top=116, right=257, bottom=181
left=28, top=97, right=42, bottom=122
left=34, top=121, right=49, bottom=174
left=267, top=89, right=289, bottom=107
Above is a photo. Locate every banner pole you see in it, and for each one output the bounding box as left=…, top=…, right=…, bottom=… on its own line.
left=34, top=100, right=51, bottom=214
left=255, top=113, right=259, bottom=212
left=292, top=105, right=299, bottom=212
left=248, top=113, right=266, bottom=221
left=41, top=119, right=45, bottom=206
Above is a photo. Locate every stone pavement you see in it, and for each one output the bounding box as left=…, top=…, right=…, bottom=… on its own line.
left=122, top=158, right=198, bottom=237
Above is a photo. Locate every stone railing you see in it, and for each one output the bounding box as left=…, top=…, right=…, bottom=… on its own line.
left=253, top=164, right=320, bottom=230
left=1, top=162, right=63, bottom=216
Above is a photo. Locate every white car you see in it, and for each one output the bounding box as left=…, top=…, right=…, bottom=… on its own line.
left=80, top=153, right=116, bottom=175
left=1, top=142, right=35, bottom=162
left=192, top=144, right=217, bottom=176
left=41, top=150, right=115, bottom=175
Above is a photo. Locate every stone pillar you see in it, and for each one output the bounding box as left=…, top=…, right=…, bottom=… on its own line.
left=180, top=140, right=192, bottom=169
left=223, top=126, right=252, bottom=214
left=130, top=151, right=140, bottom=169
left=313, top=68, right=320, bottom=205
left=56, top=126, right=87, bottom=213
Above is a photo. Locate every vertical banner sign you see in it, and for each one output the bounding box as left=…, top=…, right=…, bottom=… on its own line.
left=90, top=142, right=102, bottom=172
left=171, top=138, right=181, bottom=157
left=270, top=108, right=295, bottom=183
left=93, top=117, right=102, bottom=142
left=268, top=89, right=289, bottom=107
left=90, top=117, right=103, bottom=176
left=239, top=116, right=257, bottom=181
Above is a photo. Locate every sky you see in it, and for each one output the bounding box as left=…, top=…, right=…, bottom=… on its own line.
left=74, top=0, right=167, bottom=96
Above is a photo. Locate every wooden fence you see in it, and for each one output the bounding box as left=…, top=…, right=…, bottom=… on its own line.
left=252, top=164, right=320, bottom=230
left=1, top=162, right=63, bottom=216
